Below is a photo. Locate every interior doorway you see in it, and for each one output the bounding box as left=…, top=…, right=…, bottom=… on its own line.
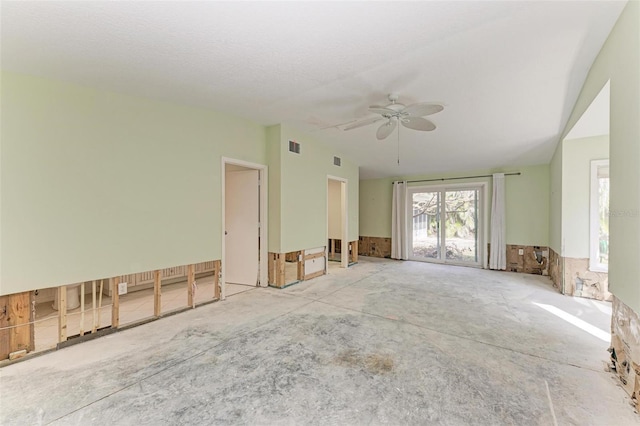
left=327, top=176, right=348, bottom=269
left=222, top=158, right=268, bottom=300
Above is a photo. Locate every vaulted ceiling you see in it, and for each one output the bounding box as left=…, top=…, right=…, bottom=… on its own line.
left=1, top=1, right=626, bottom=178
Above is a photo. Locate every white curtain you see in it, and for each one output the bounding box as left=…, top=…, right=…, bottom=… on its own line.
left=489, top=173, right=506, bottom=270
left=391, top=181, right=409, bottom=260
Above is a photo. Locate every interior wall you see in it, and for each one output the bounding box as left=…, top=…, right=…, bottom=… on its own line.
left=327, top=179, right=343, bottom=240
left=359, top=164, right=550, bottom=247
left=1, top=72, right=267, bottom=295
left=266, top=125, right=282, bottom=253
left=273, top=124, right=359, bottom=253
left=559, top=0, right=639, bottom=311
left=562, top=135, right=609, bottom=258
left=549, top=141, right=563, bottom=255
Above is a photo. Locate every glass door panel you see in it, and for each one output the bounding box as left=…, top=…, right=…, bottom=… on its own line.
left=444, top=190, right=478, bottom=263
left=412, top=191, right=440, bottom=259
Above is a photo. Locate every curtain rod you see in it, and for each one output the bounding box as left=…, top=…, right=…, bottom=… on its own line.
left=393, top=172, right=521, bottom=185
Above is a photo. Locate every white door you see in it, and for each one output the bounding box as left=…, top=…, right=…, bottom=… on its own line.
left=225, top=169, right=259, bottom=285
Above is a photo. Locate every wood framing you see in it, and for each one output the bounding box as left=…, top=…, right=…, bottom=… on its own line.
left=214, top=260, right=221, bottom=300
left=268, top=253, right=287, bottom=288
left=0, top=291, right=35, bottom=359
left=154, top=270, right=162, bottom=317
left=80, top=282, right=85, bottom=336
left=187, top=264, right=195, bottom=308
left=351, top=241, right=358, bottom=263
left=111, top=277, right=120, bottom=329
left=297, top=251, right=305, bottom=281
left=58, top=286, right=67, bottom=343
left=303, top=248, right=327, bottom=281
left=92, top=280, right=97, bottom=333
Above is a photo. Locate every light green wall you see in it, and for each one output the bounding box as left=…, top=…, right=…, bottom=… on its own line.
left=505, top=165, right=549, bottom=247
left=559, top=1, right=639, bottom=312
left=1, top=72, right=267, bottom=295
left=275, top=125, right=359, bottom=253
left=549, top=141, right=563, bottom=254
left=562, top=135, right=609, bottom=258
left=266, top=125, right=281, bottom=253
left=359, top=178, right=393, bottom=238
left=359, top=164, right=550, bottom=247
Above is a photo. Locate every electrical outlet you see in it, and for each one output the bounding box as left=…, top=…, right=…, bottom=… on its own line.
left=118, top=282, right=128, bottom=295
left=518, top=249, right=524, bottom=255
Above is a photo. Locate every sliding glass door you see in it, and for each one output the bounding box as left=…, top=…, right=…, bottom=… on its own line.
left=409, top=185, right=483, bottom=266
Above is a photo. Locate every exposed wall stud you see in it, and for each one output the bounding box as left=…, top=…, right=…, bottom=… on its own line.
left=58, top=286, right=67, bottom=343
left=154, top=270, right=162, bottom=317
left=80, top=282, right=85, bottom=336
left=111, top=277, right=120, bottom=328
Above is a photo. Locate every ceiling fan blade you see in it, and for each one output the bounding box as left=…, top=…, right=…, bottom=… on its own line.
left=368, top=106, right=397, bottom=115
left=402, top=103, right=444, bottom=117
left=401, top=116, right=436, bottom=131
left=343, top=117, right=384, bottom=131
left=376, top=119, right=397, bottom=140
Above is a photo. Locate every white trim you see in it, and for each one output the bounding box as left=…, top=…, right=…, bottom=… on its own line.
left=327, top=175, right=349, bottom=268
left=221, top=157, right=269, bottom=300
left=406, top=181, right=487, bottom=268
left=589, top=159, right=609, bottom=273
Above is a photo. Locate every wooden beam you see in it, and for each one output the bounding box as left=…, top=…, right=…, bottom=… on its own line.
left=351, top=241, right=358, bottom=263
left=276, top=254, right=285, bottom=288
left=214, top=260, right=221, bottom=300
left=92, top=280, right=97, bottom=333
left=268, top=253, right=274, bottom=285
left=330, top=239, right=335, bottom=258
left=304, top=252, right=325, bottom=261
left=80, top=282, right=85, bottom=336
left=58, top=286, right=67, bottom=343
left=154, top=270, right=162, bottom=317
left=296, top=251, right=304, bottom=281
left=305, top=270, right=325, bottom=281
left=111, top=277, right=120, bottom=329
left=97, top=279, right=104, bottom=329
left=187, top=264, right=195, bottom=308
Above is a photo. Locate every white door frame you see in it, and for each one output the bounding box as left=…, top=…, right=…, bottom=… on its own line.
left=327, top=175, right=348, bottom=268
left=221, top=157, right=268, bottom=300
left=407, top=181, right=487, bottom=268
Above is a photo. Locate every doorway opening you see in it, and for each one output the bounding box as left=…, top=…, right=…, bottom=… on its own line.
left=408, top=183, right=484, bottom=267
left=222, top=158, right=268, bottom=300
left=327, top=176, right=348, bottom=269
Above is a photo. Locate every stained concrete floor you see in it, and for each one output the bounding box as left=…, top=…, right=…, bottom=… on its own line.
left=1, top=257, right=637, bottom=425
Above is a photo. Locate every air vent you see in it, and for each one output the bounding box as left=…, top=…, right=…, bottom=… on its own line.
left=333, top=156, right=341, bottom=166
left=288, top=140, right=301, bottom=154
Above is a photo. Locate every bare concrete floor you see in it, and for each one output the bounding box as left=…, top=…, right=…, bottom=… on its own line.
left=1, top=257, right=637, bottom=425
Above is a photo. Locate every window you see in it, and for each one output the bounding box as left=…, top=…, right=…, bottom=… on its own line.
left=590, top=159, right=609, bottom=272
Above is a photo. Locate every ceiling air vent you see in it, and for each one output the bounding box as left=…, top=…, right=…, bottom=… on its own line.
left=288, top=140, right=301, bottom=154
left=333, top=156, right=341, bottom=166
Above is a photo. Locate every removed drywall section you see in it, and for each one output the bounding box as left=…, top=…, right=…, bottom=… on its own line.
left=548, top=248, right=563, bottom=292
left=611, top=296, right=640, bottom=408
left=1, top=72, right=266, bottom=295
left=505, top=245, right=548, bottom=275
left=0, top=291, right=34, bottom=360
left=358, top=236, right=392, bottom=259
left=562, top=258, right=610, bottom=301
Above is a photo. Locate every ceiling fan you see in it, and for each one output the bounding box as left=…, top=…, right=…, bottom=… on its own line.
left=343, top=94, right=444, bottom=140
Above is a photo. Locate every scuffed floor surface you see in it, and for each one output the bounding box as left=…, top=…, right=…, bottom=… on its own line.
left=1, top=258, right=637, bottom=425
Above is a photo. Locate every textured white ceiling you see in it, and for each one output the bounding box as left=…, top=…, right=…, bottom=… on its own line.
left=1, top=1, right=626, bottom=178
